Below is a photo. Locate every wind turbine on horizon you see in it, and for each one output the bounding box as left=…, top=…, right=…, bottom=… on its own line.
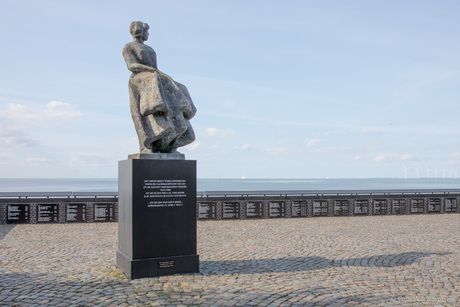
left=414, top=167, right=420, bottom=180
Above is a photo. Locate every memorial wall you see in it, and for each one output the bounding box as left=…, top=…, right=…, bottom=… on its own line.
left=0, top=193, right=458, bottom=224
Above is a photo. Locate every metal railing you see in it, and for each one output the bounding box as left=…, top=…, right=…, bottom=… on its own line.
left=2, top=188, right=460, bottom=199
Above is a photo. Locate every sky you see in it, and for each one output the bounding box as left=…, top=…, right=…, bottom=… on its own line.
left=0, top=0, right=459, bottom=179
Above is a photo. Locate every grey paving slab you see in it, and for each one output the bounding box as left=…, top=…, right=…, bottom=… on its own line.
left=0, top=215, right=459, bottom=306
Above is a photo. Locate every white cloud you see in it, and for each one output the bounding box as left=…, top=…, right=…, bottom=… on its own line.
left=0, top=101, right=82, bottom=128
left=65, top=152, right=111, bottom=168
left=185, top=142, right=200, bottom=151
left=305, top=138, right=322, bottom=147
left=0, top=101, right=82, bottom=148
left=373, top=153, right=418, bottom=163
left=23, top=157, right=53, bottom=165
left=205, top=128, right=235, bottom=138
left=233, top=144, right=250, bottom=150
left=446, top=152, right=460, bottom=165
left=0, top=129, right=38, bottom=148
left=258, top=145, right=292, bottom=156
left=45, top=100, right=82, bottom=119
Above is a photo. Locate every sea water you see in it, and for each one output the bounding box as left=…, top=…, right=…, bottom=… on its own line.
left=0, top=178, right=459, bottom=192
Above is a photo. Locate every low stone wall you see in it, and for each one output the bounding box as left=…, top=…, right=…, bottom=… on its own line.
left=197, top=193, right=460, bottom=220
left=0, top=192, right=458, bottom=224
left=0, top=197, right=118, bottom=224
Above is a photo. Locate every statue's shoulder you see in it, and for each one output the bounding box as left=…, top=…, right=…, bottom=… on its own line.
left=123, top=42, right=138, bottom=52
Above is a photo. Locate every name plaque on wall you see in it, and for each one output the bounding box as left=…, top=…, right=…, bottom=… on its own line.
left=291, top=201, right=307, bottom=217
left=313, top=200, right=328, bottom=216
left=246, top=202, right=263, bottom=218
left=198, top=202, right=216, bottom=219
left=428, top=198, right=441, bottom=213
left=37, top=204, right=59, bottom=223
left=222, top=202, right=240, bottom=219
left=354, top=200, right=369, bottom=215
left=94, top=203, right=114, bottom=222
left=66, top=204, right=87, bottom=222
left=334, top=200, right=348, bottom=216
left=373, top=199, right=388, bottom=215
left=411, top=199, right=424, bottom=214
left=445, top=198, right=457, bottom=213
left=269, top=201, right=284, bottom=218
left=392, top=199, right=406, bottom=214
left=6, top=204, right=29, bottom=224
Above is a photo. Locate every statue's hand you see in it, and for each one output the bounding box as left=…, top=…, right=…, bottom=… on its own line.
left=127, top=62, right=157, bottom=74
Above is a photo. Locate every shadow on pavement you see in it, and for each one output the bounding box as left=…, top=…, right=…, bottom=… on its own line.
left=200, top=251, right=452, bottom=275
left=0, top=224, right=16, bottom=242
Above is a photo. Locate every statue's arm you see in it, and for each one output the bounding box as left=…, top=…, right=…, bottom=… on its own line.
left=122, top=46, right=157, bottom=73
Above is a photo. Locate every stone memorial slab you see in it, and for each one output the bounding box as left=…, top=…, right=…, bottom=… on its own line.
left=354, top=200, right=369, bottom=215
left=392, top=199, right=406, bottom=214
left=36, top=204, right=59, bottom=223
left=333, top=200, right=349, bottom=216
left=222, top=202, right=240, bottom=219
left=94, top=203, right=115, bottom=222
left=66, top=204, right=87, bottom=223
left=428, top=198, right=441, bottom=213
left=268, top=201, right=285, bottom=218
left=445, top=198, right=457, bottom=213
left=313, top=200, right=328, bottom=216
left=411, top=199, right=424, bottom=214
left=246, top=201, right=263, bottom=218
left=373, top=199, right=388, bottom=215
left=6, top=204, right=29, bottom=224
left=291, top=201, right=307, bottom=217
left=198, top=202, right=216, bottom=220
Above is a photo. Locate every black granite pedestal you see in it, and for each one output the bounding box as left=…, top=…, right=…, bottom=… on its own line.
left=116, top=158, right=199, bottom=279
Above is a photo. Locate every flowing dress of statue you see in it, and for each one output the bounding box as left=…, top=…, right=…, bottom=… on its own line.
left=123, top=21, right=196, bottom=155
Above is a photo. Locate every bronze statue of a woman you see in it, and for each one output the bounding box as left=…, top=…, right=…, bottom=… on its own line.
left=123, top=21, right=196, bottom=155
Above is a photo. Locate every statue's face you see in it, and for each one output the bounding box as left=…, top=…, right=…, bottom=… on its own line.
left=142, top=29, right=149, bottom=41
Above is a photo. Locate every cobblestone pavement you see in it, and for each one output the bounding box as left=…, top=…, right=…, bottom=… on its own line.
left=0, top=214, right=459, bottom=306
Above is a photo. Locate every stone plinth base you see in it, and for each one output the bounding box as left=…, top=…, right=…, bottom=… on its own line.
left=128, top=152, right=185, bottom=160
left=117, top=159, right=199, bottom=279
left=116, top=251, right=199, bottom=279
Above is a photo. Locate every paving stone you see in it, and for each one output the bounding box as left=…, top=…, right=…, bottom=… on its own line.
left=0, top=215, right=459, bottom=305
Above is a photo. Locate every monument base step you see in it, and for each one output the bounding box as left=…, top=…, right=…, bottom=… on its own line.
left=116, top=250, right=199, bottom=279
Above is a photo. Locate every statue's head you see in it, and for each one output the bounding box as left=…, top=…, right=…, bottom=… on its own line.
left=130, top=21, right=149, bottom=41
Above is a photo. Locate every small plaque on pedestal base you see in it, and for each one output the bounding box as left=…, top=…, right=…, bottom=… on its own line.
left=117, top=158, right=199, bottom=279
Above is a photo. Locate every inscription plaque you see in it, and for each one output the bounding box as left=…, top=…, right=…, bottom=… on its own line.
left=445, top=198, right=457, bottom=213
left=354, top=200, right=369, bottom=215
left=411, top=199, right=424, bottom=214
left=428, top=198, right=441, bottom=213
left=6, top=204, right=29, bottom=224
left=291, top=201, right=307, bottom=217
left=313, top=200, right=328, bottom=216
left=66, top=204, right=87, bottom=222
left=393, top=199, right=406, bottom=214
left=36, top=204, right=59, bottom=223
left=198, top=202, right=216, bottom=220
left=373, top=199, right=388, bottom=215
left=94, top=203, right=114, bottom=222
left=143, top=179, right=187, bottom=208
left=222, top=202, right=240, bottom=219
left=158, top=260, right=175, bottom=269
left=334, top=200, right=348, bottom=216
left=246, top=201, right=263, bottom=218
left=269, top=201, right=285, bottom=218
